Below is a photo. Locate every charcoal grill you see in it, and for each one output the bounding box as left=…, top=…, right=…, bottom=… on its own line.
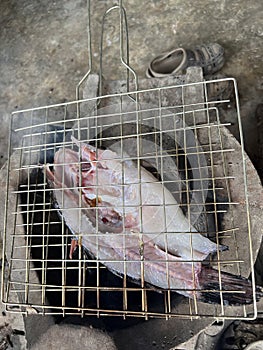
left=1, top=0, right=261, bottom=323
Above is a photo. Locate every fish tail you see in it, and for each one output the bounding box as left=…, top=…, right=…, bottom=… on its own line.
left=198, top=266, right=263, bottom=305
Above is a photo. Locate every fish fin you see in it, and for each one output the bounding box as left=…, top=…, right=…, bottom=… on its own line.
left=198, top=266, right=262, bottom=305
left=219, top=244, right=229, bottom=252
left=207, top=243, right=229, bottom=258
left=44, top=164, right=55, bottom=182
left=71, top=135, right=81, bottom=148
left=71, top=135, right=97, bottom=153
left=69, top=239, right=79, bottom=259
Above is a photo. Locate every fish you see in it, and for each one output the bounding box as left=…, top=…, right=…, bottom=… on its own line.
left=45, top=136, right=262, bottom=305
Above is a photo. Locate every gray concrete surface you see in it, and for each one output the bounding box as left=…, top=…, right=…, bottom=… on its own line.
left=0, top=0, right=262, bottom=168
left=29, top=324, right=117, bottom=350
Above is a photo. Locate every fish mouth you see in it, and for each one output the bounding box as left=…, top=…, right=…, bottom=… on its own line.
left=81, top=161, right=92, bottom=172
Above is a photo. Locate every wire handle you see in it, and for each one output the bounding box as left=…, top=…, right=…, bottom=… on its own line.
left=76, top=0, right=138, bottom=103
left=99, top=1, right=138, bottom=96
left=76, top=0, right=92, bottom=102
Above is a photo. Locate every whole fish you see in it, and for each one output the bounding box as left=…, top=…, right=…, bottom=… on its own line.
left=45, top=136, right=262, bottom=305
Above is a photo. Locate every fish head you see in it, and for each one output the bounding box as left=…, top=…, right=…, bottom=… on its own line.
left=45, top=137, right=124, bottom=233
left=71, top=136, right=118, bottom=175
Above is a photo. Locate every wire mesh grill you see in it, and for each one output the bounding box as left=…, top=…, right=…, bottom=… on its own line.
left=2, top=79, right=258, bottom=319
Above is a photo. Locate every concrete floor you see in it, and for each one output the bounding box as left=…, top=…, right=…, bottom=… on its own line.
left=0, top=0, right=262, bottom=168
left=0, top=0, right=262, bottom=349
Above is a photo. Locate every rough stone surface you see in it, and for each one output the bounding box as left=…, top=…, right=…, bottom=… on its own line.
left=0, top=0, right=262, bottom=169
left=29, top=324, right=116, bottom=350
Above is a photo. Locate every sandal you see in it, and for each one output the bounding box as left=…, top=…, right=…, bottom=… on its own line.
left=146, top=43, right=225, bottom=78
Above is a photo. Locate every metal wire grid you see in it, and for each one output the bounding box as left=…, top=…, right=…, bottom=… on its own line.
left=2, top=79, right=257, bottom=319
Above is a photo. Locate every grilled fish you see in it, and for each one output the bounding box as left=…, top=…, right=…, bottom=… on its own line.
left=45, top=137, right=262, bottom=304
